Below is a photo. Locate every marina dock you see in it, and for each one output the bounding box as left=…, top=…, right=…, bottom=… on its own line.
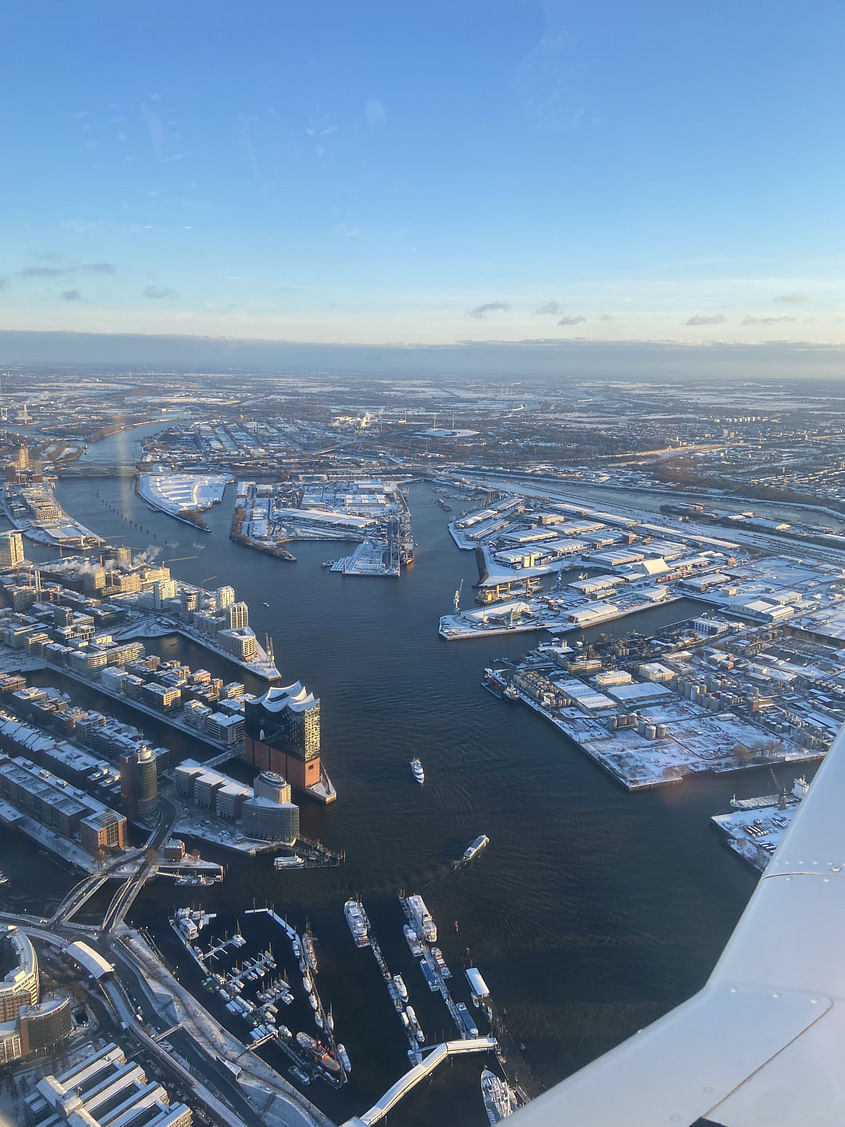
left=399, top=895, right=483, bottom=1042
left=351, top=898, right=425, bottom=1063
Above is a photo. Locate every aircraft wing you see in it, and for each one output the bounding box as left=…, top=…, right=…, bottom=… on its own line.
left=512, top=723, right=845, bottom=1127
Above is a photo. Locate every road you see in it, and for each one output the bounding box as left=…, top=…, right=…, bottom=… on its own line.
left=101, top=795, right=178, bottom=933
left=0, top=906, right=326, bottom=1127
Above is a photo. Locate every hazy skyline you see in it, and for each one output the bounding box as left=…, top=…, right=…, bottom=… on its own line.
left=2, top=1, right=843, bottom=350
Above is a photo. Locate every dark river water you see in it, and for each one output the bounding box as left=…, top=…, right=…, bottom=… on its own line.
left=1, top=468, right=780, bottom=1126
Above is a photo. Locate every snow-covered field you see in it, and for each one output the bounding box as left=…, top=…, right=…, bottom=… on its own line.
left=138, top=473, right=229, bottom=515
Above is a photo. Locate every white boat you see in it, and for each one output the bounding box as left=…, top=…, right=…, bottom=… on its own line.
left=337, top=1043, right=351, bottom=1073
left=410, top=757, right=425, bottom=784
left=461, top=834, right=490, bottom=864
left=274, top=855, right=305, bottom=869
left=392, top=974, right=408, bottom=1001
left=406, top=1005, right=425, bottom=1043
left=344, top=899, right=371, bottom=948
left=481, top=1068, right=519, bottom=1123
left=303, top=929, right=318, bottom=971
left=403, top=924, right=424, bottom=956
left=407, top=894, right=437, bottom=942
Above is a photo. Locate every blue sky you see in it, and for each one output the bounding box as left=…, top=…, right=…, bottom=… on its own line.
left=1, top=0, right=843, bottom=347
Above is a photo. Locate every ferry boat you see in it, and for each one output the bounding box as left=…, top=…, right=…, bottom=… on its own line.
left=274, top=855, right=305, bottom=870
left=407, top=893, right=437, bottom=942
left=460, top=834, right=489, bottom=864
left=457, top=1001, right=478, bottom=1037
left=344, top=899, right=371, bottom=948
left=481, top=1068, right=519, bottom=1123
left=410, top=757, right=425, bottom=784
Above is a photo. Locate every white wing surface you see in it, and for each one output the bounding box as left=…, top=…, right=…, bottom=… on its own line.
left=513, top=722, right=845, bottom=1127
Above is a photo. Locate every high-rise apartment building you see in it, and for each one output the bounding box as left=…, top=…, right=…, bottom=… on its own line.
left=0, top=531, right=24, bottom=568
left=215, top=584, right=235, bottom=609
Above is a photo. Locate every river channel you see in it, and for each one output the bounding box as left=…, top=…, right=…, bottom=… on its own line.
left=2, top=466, right=781, bottom=1126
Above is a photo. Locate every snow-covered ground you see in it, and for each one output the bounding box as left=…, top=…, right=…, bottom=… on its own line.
left=499, top=679, right=821, bottom=791
left=711, top=803, right=800, bottom=871
left=137, top=472, right=229, bottom=515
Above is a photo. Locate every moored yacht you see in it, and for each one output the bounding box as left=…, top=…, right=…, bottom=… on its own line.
left=481, top=1068, right=519, bottom=1123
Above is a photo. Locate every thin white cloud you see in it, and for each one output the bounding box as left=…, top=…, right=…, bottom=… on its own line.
left=743, top=315, right=797, bottom=325
left=470, top=301, right=511, bottom=318
left=685, top=313, right=727, bottom=326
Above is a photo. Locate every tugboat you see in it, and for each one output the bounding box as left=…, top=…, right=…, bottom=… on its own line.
left=410, top=758, right=425, bottom=784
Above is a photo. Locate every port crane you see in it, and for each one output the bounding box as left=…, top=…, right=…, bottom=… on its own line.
left=454, top=579, right=463, bottom=612
left=770, top=767, right=788, bottom=808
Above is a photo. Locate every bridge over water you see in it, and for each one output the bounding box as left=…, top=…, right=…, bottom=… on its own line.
left=342, top=1037, right=497, bottom=1126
